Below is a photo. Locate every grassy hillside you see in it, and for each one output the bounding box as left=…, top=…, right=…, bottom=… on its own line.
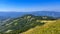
left=22, top=19, right=60, bottom=34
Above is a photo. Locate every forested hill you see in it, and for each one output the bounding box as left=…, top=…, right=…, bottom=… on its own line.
left=0, top=14, right=57, bottom=34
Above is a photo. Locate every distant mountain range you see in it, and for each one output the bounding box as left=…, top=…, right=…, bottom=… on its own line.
left=0, top=11, right=60, bottom=18
left=0, top=11, right=60, bottom=26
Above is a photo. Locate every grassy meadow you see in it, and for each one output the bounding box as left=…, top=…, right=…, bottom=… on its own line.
left=22, top=19, right=60, bottom=34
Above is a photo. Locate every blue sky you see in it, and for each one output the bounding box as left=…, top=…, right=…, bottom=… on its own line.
left=0, top=0, right=60, bottom=12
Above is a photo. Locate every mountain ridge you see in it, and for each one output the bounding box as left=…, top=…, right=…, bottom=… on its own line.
left=0, top=14, right=57, bottom=34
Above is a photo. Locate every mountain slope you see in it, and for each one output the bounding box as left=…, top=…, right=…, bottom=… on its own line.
left=0, top=14, right=44, bottom=34
left=22, top=19, right=60, bottom=34
left=0, top=14, right=56, bottom=34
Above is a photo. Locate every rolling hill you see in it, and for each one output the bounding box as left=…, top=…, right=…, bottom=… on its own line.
left=0, top=14, right=57, bottom=34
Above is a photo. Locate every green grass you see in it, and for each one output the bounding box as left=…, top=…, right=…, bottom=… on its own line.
left=22, top=19, right=60, bottom=34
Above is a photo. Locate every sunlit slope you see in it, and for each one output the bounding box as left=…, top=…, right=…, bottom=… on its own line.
left=22, top=20, right=60, bottom=34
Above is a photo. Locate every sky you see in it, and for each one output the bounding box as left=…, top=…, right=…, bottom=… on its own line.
left=0, top=0, right=60, bottom=12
